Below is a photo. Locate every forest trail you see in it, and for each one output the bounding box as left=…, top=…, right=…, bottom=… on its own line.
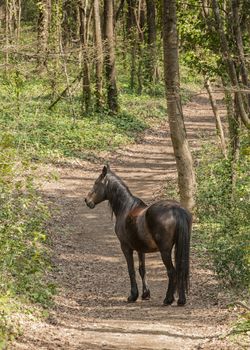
left=12, top=93, right=235, bottom=350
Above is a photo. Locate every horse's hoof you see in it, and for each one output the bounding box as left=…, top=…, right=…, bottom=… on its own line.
left=127, top=294, right=138, bottom=303
left=141, top=290, right=150, bottom=300
left=177, top=299, right=186, bottom=306
left=163, top=297, right=174, bottom=306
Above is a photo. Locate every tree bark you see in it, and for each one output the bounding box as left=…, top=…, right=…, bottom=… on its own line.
left=162, top=0, right=196, bottom=211
left=146, top=0, right=157, bottom=83
left=115, top=0, right=126, bottom=23
left=104, top=0, right=118, bottom=112
left=204, top=77, right=227, bottom=158
left=79, top=0, right=91, bottom=113
left=231, top=0, right=250, bottom=108
left=221, top=77, right=240, bottom=195
left=5, top=0, right=9, bottom=72
left=134, top=0, right=145, bottom=94
left=37, top=0, right=50, bottom=69
left=62, top=0, right=78, bottom=47
left=212, top=0, right=250, bottom=129
left=93, top=0, right=103, bottom=110
left=127, top=0, right=137, bottom=91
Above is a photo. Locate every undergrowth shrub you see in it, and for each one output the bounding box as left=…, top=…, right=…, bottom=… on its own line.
left=0, top=133, right=55, bottom=346
left=196, top=137, right=250, bottom=289
left=0, top=133, right=54, bottom=303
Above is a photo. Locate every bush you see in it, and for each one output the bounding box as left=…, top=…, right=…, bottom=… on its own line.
left=196, top=138, right=250, bottom=289
left=0, top=133, right=54, bottom=303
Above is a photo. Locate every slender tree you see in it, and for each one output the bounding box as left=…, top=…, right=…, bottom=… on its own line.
left=61, top=0, right=78, bottom=47
left=127, top=0, right=137, bottom=91
left=93, top=0, right=103, bottom=109
left=145, top=0, right=157, bottom=83
left=79, top=0, right=91, bottom=113
left=162, top=0, right=196, bottom=211
left=5, top=0, right=10, bottom=72
left=212, top=0, right=250, bottom=129
left=231, top=0, right=250, bottom=108
left=37, top=0, right=51, bottom=69
left=204, top=76, right=227, bottom=158
left=104, top=0, right=118, bottom=112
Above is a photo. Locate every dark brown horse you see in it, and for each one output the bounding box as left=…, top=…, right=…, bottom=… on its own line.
left=85, top=165, right=192, bottom=306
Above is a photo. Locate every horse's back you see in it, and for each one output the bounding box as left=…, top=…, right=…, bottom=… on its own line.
left=145, top=200, right=191, bottom=249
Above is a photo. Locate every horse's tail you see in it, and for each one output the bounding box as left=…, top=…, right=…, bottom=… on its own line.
left=174, top=208, right=192, bottom=296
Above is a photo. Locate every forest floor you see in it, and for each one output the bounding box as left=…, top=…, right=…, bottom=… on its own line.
left=12, top=93, right=242, bottom=350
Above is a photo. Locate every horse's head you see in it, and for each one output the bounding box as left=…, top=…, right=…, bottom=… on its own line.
left=85, top=165, right=109, bottom=209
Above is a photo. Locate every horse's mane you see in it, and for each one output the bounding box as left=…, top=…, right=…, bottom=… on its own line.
left=105, top=171, right=146, bottom=217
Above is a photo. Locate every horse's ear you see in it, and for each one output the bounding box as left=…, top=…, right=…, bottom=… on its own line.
left=102, top=165, right=108, bottom=177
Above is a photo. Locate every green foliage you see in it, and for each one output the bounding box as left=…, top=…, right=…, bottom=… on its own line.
left=0, top=296, right=22, bottom=349
left=0, top=135, right=55, bottom=345
left=196, top=137, right=250, bottom=289
left=177, top=0, right=222, bottom=77
left=0, top=73, right=167, bottom=161
left=0, top=135, right=54, bottom=303
left=232, top=312, right=250, bottom=335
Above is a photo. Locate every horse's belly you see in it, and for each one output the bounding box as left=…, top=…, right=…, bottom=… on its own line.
left=126, top=220, right=158, bottom=253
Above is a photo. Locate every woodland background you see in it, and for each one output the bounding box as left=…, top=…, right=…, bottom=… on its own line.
left=0, top=0, right=249, bottom=347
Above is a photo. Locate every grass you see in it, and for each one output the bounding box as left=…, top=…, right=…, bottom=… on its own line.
left=0, top=54, right=202, bottom=163
left=0, top=72, right=168, bottom=162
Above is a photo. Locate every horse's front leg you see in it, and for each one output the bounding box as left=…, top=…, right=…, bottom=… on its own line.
left=121, top=244, right=138, bottom=302
left=138, top=252, right=150, bottom=300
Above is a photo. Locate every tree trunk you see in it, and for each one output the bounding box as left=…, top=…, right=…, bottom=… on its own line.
left=93, top=0, right=103, bottom=110
left=231, top=0, right=250, bottom=108
left=221, top=77, right=240, bottom=195
left=104, top=0, right=118, bottom=112
left=212, top=0, right=250, bottom=129
left=37, top=0, right=50, bottom=69
left=5, top=0, right=9, bottom=72
left=61, top=0, right=78, bottom=47
left=134, top=0, right=145, bottom=94
left=162, top=0, right=196, bottom=211
left=127, top=0, right=137, bottom=91
left=79, top=0, right=91, bottom=114
left=115, top=0, right=126, bottom=23
left=146, top=0, right=157, bottom=83
left=204, top=76, right=227, bottom=158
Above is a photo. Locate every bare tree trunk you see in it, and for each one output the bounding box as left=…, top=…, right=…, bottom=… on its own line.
left=162, top=0, right=196, bottom=211
left=62, top=0, right=78, bottom=47
left=134, top=0, right=145, bottom=94
left=127, top=0, right=137, bottom=91
left=93, top=0, right=103, bottom=110
left=104, top=0, right=118, bottom=112
left=204, top=76, right=227, bottom=158
left=221, top=77, right=240, bottom=195
left=37, top=0, right=50, bottom=69
left=5, top=0, right=9, bottom=72
left=79, top=0, right=91, bottom=113
left=212, top=0, right=250, bottom=129
left=115, top=0, right=126, bottom=23
left=231, top=0, right=250, bottom=108
left=12, top=0, right=21, bottom=43
left=230, top=95, right=241, bottom=193
left=146, top=0, right=157, bottom=83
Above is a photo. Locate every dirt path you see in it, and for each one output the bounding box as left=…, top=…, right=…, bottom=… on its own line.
left=12, top=94, right=235, bottom=350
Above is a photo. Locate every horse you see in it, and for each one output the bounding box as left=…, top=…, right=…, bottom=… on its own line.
left=85, top=165, right=192, bottom=306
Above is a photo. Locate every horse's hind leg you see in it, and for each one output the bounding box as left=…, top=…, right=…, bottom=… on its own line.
left=121, top=244, right=139, bottom=303
left=138, top=252, right=150, bottom=300
left=160, top=249, right=176, bottom=305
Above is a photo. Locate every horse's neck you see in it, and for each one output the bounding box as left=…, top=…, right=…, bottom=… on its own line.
left=107, top=183, right=137, bottom=217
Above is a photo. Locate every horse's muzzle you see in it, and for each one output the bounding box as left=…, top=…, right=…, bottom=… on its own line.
left=85, top=198, right=95, bottom=209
